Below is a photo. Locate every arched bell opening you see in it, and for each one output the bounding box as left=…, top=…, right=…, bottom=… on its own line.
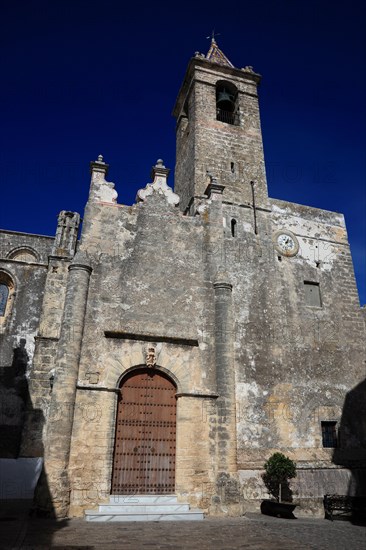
left=111, top=367, right=177, bottom=495
left=216, top=80, right=239, bottom=125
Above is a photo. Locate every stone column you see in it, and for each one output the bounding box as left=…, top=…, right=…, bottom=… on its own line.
left=212, top=269, right=241, bottom=515
left=213, top=269, right=237, bottom=474
left=37, top=252, right=92, bottom=517
left=202, top=178, right=226, bottom=394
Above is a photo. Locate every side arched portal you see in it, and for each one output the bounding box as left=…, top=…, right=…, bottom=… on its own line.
left=111, top=368, right=177, bottom=494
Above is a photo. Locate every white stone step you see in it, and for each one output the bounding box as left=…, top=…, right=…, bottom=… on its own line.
left=108, top=494, right=178, bottom=505
left=84, top=509, right=204, bottom=522
left=99, top=503, right=190, bottom=513
left=84, top=494, right=204, bottom=522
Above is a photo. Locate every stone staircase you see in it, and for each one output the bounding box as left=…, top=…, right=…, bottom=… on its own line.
left=85, top=494, right=204, bottom=522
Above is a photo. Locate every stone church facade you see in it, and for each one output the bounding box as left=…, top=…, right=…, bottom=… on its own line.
left=1, top=40, right=365, bottom=518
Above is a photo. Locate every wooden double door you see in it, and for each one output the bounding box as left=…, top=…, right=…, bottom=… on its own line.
left=111, top=369, right=176, bottom=494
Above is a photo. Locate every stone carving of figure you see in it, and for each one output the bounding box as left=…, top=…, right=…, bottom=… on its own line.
left=146, top=347, right=157, bottom=368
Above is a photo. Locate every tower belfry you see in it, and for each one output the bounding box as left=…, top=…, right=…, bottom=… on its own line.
left=173, top=40, right=268, bottom=213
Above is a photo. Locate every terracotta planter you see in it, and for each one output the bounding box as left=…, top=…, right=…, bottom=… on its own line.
left=261, top=499, right=297, bottom=519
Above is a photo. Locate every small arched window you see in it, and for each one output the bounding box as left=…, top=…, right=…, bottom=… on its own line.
left=0, top=271, right=15, bottom=321
left=216, top=80, right=239, bottom=126
left=231, top=219, right=237, bottom=237
left=0, top=284, right=9, bottom=316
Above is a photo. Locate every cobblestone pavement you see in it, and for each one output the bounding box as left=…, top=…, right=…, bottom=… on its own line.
left=1, top=514, right=365, bottom=549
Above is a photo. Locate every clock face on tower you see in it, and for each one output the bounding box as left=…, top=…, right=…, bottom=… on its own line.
left=273, top=230, right=299, bottom=257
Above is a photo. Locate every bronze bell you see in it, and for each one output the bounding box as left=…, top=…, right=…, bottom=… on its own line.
left=217, top=89, right=235, bottom=111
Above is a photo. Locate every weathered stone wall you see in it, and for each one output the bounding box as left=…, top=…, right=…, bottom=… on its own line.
left=0, top=230, right=53, bottom=457
left=0, top=231, right=53, bottom=366
left=19, top=211, right=81, bottom=465
left=60, top=150, right=366, bottom=518
left=0, top=230, right=53, bottom=264
left=225, top=197, right=365, bottom=504
left=174, top=92, right=196, bottom=212
left=65, top=162, right=222, bottom=515
left=19, top=255, right=74, bottom=462
left=237, top=467, right=363, bottom=517
left=10, top=171, right=362, bottom=517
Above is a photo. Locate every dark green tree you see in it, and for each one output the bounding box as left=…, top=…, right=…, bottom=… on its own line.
left=262, top=452, right=296, bottom=502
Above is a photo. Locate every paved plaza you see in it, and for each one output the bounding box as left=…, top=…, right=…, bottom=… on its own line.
left=1, top=511, right=365, bottom=550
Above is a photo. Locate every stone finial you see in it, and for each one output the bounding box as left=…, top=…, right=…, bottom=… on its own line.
left=88, top=154, right=118, bottom=204
left=204, top=172, right=225, bottom=198
left=240, top=66, right=262, bottom=81
left=150, top=159, right=170, bottom=180
left=206, top=171, right=217, bottom=184
left=90, top=154, right=109, bottom=176
left=137, top=160, right=180, bottom=206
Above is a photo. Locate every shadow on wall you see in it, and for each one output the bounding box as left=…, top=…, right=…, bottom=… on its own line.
left=333, top=377, right=366, bottom=524
left=0, top=339, right=29, bottom=457
left=0, top=339, right=68, bottom=547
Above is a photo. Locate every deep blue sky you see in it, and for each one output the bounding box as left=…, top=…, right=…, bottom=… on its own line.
left=1, top=1, right=365, bottom=304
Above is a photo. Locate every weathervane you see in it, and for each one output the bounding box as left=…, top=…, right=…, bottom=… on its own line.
left=206, top=30, right=221, bottom=42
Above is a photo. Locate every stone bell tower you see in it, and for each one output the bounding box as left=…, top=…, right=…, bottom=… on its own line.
left=173, top=38, right=269, bottom=213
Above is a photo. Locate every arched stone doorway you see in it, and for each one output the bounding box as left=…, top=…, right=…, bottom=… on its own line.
left=111, top=368, right=177, bottom=494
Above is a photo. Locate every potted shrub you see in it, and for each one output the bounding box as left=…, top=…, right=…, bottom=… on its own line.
left=261, top=452, right=297, bottom=518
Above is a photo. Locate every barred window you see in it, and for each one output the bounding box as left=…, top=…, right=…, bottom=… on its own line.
left=321, top=421, right=338, bottom=448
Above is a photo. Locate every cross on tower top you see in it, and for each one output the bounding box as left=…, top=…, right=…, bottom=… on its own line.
left=206, top=29, right=221, bottom=43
